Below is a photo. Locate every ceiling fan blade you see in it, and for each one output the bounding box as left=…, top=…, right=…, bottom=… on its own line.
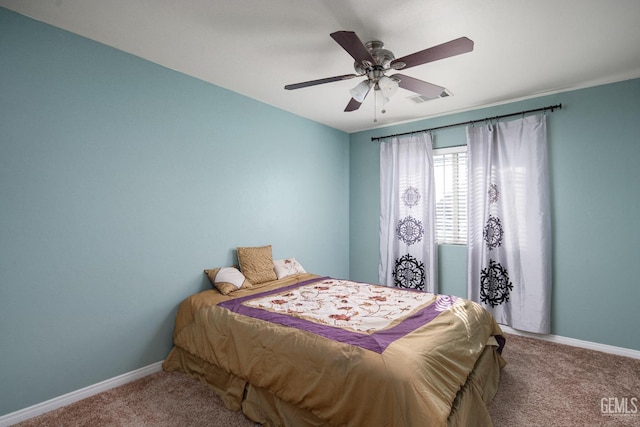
left=391, top=37, right=474, bottom=70
left=330, top=31, right=375, bottom=65
left=393, top=74, right=446, bottom=99
left=284, top=74, right=358, bottom=90
left=344, top=98, right=363, bottom=112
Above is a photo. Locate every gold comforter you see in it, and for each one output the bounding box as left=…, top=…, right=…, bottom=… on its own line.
left=163, top=273, right=505, bottom=426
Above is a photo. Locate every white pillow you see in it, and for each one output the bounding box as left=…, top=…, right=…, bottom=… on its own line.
left=215, top=267, right=247, bottom=289
left=273, top=258, right=307, bottom=279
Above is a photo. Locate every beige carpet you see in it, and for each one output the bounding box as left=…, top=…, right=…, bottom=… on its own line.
left=488, top=334, right=640, bottom=426
left=15, top=370, right=254, bottom=427
left=15, top=334, right=640, bottom=426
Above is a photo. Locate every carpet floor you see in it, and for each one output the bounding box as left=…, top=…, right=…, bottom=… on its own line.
left=14, top=333, right=640, bottom=426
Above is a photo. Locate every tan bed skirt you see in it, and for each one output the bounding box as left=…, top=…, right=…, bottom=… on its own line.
left=163, top=343, right=504, bottom=426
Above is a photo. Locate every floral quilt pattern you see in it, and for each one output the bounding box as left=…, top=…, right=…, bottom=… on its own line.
left=219, top=277, right=462, bottom=353
left=245, top=278, right=445, bottom=333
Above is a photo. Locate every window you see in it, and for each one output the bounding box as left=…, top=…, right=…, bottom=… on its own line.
left=433, top=146, right=467, bottom=244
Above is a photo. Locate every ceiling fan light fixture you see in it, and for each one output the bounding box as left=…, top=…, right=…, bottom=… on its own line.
left=350, top=80, right=371, bottom=102
left=378, top=76, right=399, bottom=98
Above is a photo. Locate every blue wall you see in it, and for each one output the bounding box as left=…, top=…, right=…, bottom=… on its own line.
left=350, top=78, right=640, bottom=352
left=0, top=8, right=349, bottom=415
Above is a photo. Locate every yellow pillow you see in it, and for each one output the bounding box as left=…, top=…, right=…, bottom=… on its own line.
left=205, top=267, right=253, bottom=295
left=237, top=245, right=277, bottom=284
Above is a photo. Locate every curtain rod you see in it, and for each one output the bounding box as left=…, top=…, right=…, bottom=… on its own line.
left=370, top=103, right=562, bottom=142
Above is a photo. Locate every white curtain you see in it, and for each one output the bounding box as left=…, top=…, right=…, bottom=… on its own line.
left=379, top=133, right=437, bottom=292
left=466, top=114, right=551, bottom=333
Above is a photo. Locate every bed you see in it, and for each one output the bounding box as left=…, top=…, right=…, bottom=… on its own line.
left=162, top=249, right=505, bottom=426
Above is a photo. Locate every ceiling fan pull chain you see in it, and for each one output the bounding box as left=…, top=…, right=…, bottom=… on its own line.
left=374, top=89, right=378, bottom=123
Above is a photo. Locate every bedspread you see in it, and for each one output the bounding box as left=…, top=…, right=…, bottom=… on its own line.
left=170, top=273, right=504, bottom=426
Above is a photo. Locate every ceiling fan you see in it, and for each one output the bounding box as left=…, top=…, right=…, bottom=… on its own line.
left=285, top=31, right=474, bottom=113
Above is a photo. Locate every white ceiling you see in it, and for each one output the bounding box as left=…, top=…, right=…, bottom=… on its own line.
left=2, top=0, right=640, bottom=133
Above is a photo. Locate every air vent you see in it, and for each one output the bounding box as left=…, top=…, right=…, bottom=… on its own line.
left=408, top=89, right=452, bottom=104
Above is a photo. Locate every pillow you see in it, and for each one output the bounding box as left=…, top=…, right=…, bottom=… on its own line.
left=236, top=245, right=278, bottom=284
left=205, top=267, right=253, bottom=295
left=273, top=258, right=307, bottom=279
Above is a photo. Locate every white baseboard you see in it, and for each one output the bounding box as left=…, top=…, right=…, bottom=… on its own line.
left=0, top=361, right=163, bottom=427
left=499, top=325, right=640, bottom=360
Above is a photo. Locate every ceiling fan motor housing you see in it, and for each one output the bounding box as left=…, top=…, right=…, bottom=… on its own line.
left=355, top=41, right=394, bottom=71
left=354, top=41, right=396, bottom=89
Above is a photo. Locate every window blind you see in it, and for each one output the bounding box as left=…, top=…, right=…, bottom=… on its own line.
left=433, top=146, right=467, bottom=244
